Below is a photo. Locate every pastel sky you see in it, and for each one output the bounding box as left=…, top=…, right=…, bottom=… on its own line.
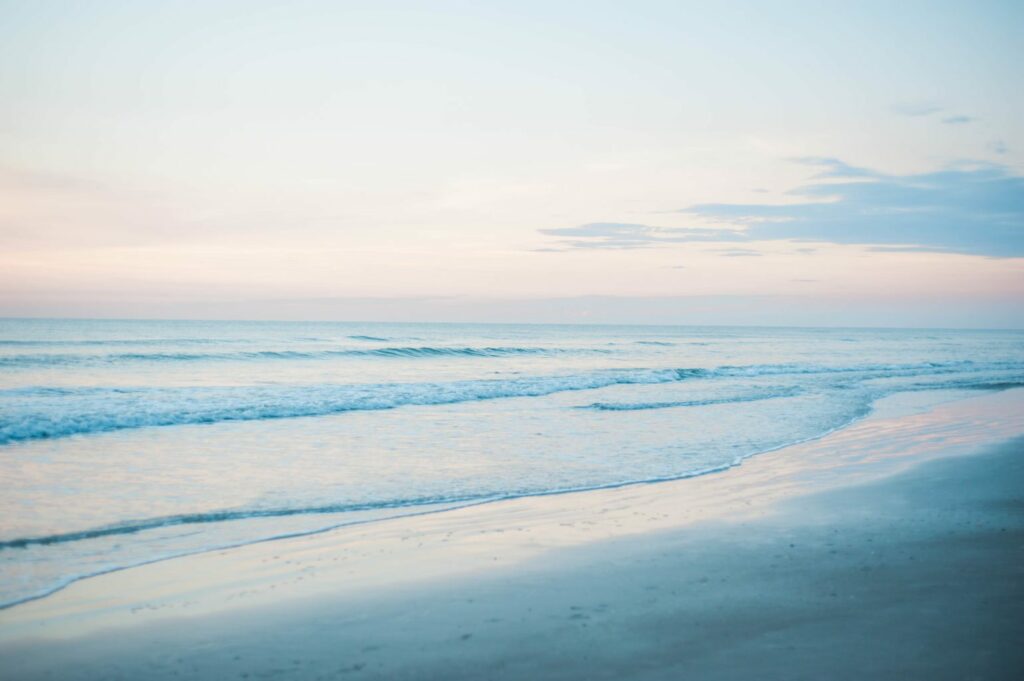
left=1, top=0, right=1022, bottom=326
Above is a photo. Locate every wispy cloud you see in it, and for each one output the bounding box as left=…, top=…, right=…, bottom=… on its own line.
left=866, top=245, right=950, bottom=253
left=540, top=160, right=1024, bottom=257
left=712, top=248, right=762, bottom=257
left=891, top=104, right=975, bottom=126
left=792, top=157, right=882, bottom=179
left=890, top=104, right=978, bottom=126
left=537, top=222, right=741, bottom=250
left=990, top=140, right=1009, bottom=155
left=942, top=115, right=974, bottom=125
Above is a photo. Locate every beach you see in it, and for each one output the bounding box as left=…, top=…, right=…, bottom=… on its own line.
left=4, top=2, right=1022, bottom=677
left=3, top=388, right=1022, bottom=679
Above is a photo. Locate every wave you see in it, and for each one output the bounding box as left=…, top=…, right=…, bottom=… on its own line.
left=897, top=378, right=1024, bottom=394
left=1, top=360, right=1019, bottom=445
left=0, top=495, right=492, bottom=611
left=584, top=386, right=803, bottom=411
left=0, top=385, right=865, bottom=553
left=0, top=335, right=425, bottom=348
left=0, top=387, right=884, bottom=610
left=706, top=360, right=981, bottom=378
left=0, top=493, right=490, bottom=550
left=2, top=374, right=1022, bottom=610
left=0, top=368, right=700, bottom=444
left=0, top=345, right=601, bottom=367
left=0, top=338, right=239, bottom=347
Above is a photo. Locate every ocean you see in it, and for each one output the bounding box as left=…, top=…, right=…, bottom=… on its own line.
left=1, top=318, right=1022, bottom=609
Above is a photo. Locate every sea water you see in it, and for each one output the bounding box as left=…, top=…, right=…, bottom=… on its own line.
left=1, top=319, right=1022, bottom=607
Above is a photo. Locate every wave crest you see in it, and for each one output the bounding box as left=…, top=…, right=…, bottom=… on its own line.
left=1, top=361, right=1018, bottom=445
left=0, top=345, right=601, bottom=367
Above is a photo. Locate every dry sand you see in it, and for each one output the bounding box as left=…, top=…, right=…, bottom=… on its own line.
left=2, top=389, right=1023, bottom=680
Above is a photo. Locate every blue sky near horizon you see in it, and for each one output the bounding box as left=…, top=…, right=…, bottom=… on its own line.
left=0, top=1, right=1022, bottom=326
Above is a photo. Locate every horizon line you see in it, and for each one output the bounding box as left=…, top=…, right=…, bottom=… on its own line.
left=2, top=316, right=1021, bottom=333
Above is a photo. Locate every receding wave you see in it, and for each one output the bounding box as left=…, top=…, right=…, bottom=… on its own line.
left=971, top=381, right=1024, bottom=390
left=0, top=493, right=488, bottom=550
left=900, top=378, right=1024, bottom=393
left=584, top=386, right=803, bottom=411
left=0, top=345, right=600, bottom=367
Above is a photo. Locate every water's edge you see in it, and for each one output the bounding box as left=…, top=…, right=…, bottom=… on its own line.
left=0, top=384, right=1005, bottom=613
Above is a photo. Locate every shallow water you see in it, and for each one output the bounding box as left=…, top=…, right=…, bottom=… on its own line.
left=1, top=319, right=1022, bottom=607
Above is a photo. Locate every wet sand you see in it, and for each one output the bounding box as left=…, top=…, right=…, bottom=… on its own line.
left=2, top=390, right=1023, bottom=679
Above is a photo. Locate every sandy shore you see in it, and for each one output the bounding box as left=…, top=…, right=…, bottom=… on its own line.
left=2, top=389, right=1024, bottom=679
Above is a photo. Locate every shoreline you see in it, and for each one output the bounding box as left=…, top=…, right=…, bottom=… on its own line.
left=2, top=388, right=1024, bottom=679
left=0, top=387, right=981, bottom=613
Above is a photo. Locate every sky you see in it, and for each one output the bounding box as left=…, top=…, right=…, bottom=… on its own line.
left=1, top=0, right=1022, bottom=327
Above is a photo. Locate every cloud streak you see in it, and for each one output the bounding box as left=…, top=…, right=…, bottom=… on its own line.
left=688, top=160, right=1024, bottom=257
left=542, top=160, right=1024, bottom=257
left=537, top=223, right=742, bottom=250
left=712, top=248, right=763, bottom=257
left=891, top=105, right=975, bottom=126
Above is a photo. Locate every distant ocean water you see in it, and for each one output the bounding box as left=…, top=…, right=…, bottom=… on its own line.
left=1, top=318, right=1022, bottom=608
